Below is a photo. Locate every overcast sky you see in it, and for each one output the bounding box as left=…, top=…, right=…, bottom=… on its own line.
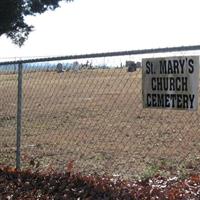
left=1, top=0, right=200, bottom=59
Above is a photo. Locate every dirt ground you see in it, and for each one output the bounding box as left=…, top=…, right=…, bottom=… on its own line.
left=0, top=68, right=200, bottom=180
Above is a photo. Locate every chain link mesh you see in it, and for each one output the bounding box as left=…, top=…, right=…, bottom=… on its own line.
left=0, top=65, right=17, bottom=167
left=0, top=53, right=200, bottom=180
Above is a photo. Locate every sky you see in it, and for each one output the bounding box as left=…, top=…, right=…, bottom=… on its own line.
left=1, top=0, right=200, bottom=59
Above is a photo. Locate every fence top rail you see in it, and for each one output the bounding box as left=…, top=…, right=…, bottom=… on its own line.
left=1, top=45, right=200, bottom=66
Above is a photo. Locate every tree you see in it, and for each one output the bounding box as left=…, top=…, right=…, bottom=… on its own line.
left=0, top=0, right=73, bottom=46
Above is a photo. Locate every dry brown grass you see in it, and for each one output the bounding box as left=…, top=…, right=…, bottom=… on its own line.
left=0, top=68, right=200, bottom=180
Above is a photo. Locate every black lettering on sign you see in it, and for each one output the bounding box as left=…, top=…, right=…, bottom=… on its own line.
left=146, top=61, right=151, bottom=74
left=146, top=61, right=155, bottom=74
left=176, top=77, right=181, bottom=91
left=145, top=94, right=195, bottom=109
left=173, top=60, right=179, bottom=73
left=182, top=77, right=188, bottom=91
left=151, top=77, right=188, bottom=91
left=170, top=94, right=176, bottom=107
left=189, top=95, right=195, bottom=109
left=176, top=94, right=182, bottom=108
left=159, top=59, right=192, bottom=74
left=168, top=61, right=173, bottom=74
left=159, top=60, right=166, bottom=74
left=169, top=78, right=175, bottom=91
left=157, top=94, right=164, bottom=107
left=182, top=95, right=189, bottom=108
left=151, top=77, right=156, bottom=91
left=179, top=59, right=185, bottom=74
left=188, top=59, right=194, bottom=73
left=152, top=94, right=157, bottom=107
left=147, top=93, right=152, bottom=106
left=165, top=94, right=170, bottom=107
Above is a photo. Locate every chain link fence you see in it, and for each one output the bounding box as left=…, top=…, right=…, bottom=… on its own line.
left=0, top=46, right=200, bottom=180
left=0, top=65, right=17, bottom=167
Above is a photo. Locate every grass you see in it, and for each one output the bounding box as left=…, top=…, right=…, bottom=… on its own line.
left=0, top=68, right=200, bottom=180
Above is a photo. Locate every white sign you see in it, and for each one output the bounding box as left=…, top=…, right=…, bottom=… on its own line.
left=142, top=56, right=199, bottom=110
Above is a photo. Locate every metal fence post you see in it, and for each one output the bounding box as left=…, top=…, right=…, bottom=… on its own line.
left=16, top=62, right=23, bottom=170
